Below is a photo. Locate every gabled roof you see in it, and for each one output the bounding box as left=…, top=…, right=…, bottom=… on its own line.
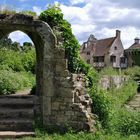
left=127, top=43, right=140, bottom=50
left=94, top=37, right=116, bottom=56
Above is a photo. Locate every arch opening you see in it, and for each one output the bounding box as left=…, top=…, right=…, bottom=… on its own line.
left=0, top=30, right=37, bottom=95
left=0, top=14, right=95, bottom=132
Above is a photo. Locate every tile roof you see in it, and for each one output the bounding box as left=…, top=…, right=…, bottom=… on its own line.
left=127, top=43, right=140, bottom=50
left=94, top=37, right=116, bottom=56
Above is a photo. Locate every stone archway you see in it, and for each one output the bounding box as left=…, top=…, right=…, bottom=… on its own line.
left=0, top=13, right=95, bottom=132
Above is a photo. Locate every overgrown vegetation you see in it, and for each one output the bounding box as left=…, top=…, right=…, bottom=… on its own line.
left=0, top=5, right=140, bottom=139
left=38, top=5, right=140, bottom=138
left=39, top=5, right=98, bottom=89
left=90, top=72, right=140, bottom=136
left=0, top=5, right=37, bottom=18
left=0, top=37, right=36, bottom=94
left=0, top=70, right=35, bottom=95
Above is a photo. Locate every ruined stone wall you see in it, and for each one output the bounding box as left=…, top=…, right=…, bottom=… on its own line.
left=0, top=14, right=95, bottom=132
left=45, top=47, right=95, bottom=132
left=100, top=75, right=129, bottom=90
left=50, top=73, right=95, bottom=132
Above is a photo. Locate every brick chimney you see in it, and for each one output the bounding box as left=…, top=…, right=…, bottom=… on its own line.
left=134, top=37, right=140, bottom=44
left=116, top=30, right=121, bottom=39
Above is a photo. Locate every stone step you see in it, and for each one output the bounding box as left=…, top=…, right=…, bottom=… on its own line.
left=0, top=94, right=35, bottom=99
left=0, top=108, right=34, bottom=119
left=0, top=95, right=37, bottom=135
left=0, top=96, right=35, bottom=109
left=0, top=131, right=35, bottom=138
left=0, top=102, right=34, bottom=109
left=0, top=119, right=34, bottom=131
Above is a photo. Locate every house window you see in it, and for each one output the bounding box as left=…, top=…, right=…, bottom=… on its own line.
left=93, top=56, right=104, bottom=62
left=99, top=56, right=104, bottom=62
left=87, top=59, right=90, bottom=64
left=110, top=56, right=116, bottom=63
left=93, top=57, right=99, bottom=62
left=120, top=57, right=125, bottom=63
left=87, top=51, right=90, bottom=55
left=114, top=46, right=117, bottom=50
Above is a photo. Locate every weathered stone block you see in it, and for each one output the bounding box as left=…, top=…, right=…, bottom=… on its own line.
left=65, top=111, right=75, bottom=116
left=55, top=87, right=74, bottom=98
left=51, top=102, right=60, bottom=110
left=54, top=47, right=65, bottom=59
left=54, top=76, right=73, bottom=88
left=64, top=98, right=73, bottom=103
left=55, top=59, right=68, bottom=72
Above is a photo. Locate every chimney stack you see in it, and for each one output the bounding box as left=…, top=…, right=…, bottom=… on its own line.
left=134, top=37, right=140, bottom=44
left=116, top=30, right=121, bottom=38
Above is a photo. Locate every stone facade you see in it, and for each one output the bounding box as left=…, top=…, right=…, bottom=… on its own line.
left=0, top=14, right=95, bottom=132
left=80, top=30, right=127, bottom=70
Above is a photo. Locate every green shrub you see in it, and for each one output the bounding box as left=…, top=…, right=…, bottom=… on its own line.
left=89, top=88, right=111, bottom=128
left=21, top=48, right=36, bottom=73
left=0, top=49, right=24, bottom=71
left=109, top=109, right=140, bottom=136
left=89, top=78, right=138, bottom=134
left=39, top=5, right=80, bottom=73
left=0, top=70, right=35, bottom=95
left=0, top=48, right=36, bottom=73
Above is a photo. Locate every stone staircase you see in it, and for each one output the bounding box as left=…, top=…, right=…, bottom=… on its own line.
left=0, top=94, right=38, bottom=138
left=126, top=93, right=140, bottom=111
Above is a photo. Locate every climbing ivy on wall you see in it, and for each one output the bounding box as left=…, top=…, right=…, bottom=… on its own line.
left=131, top=51, right=140, bottom=66
left=39, top=5, right=80, bottom=73
left=39, top=5, right=99, bottom=88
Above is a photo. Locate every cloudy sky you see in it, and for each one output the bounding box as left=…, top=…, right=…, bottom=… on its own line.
left=0, top=0, right=140, bottom=48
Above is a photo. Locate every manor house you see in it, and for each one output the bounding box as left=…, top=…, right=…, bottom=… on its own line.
left=80, top=30, right=127, bottom=70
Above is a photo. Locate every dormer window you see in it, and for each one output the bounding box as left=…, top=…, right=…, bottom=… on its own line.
left=114, top=46, right=117, bottom=50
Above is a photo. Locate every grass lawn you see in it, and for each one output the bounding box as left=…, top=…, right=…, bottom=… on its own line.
left=18, top=132, right=140, bottom=140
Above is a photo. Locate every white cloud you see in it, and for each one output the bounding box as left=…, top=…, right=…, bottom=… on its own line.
left=60, top=0, right=140, bottom=49
left=121, top=27, right=140, bottom=49
left=33, top=6, right=42, bottom=15
left=69, top=0, right=92, bottom=5
left=72, top=24, right=96, bottom=36
left=9, top=31, right=33, bottom=45
left=70, top=0, right=85, bottom=5
left=61, top=5, right=89, bottom=22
